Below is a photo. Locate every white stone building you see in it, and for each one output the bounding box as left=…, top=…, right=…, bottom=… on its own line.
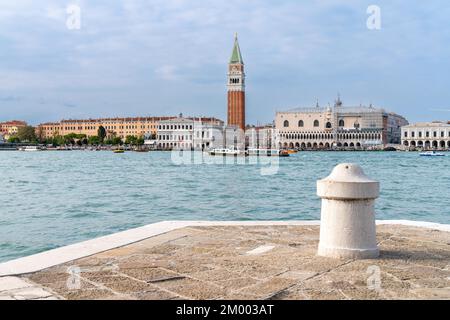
left=275, top=98, right=408, bottom=149
left=157, top=116, right=224, bottom=150
left=401, top=122, right=450, bottom=150
left=245, top=125, right=279, bottom=149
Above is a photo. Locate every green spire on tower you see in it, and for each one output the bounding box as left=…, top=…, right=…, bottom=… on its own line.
left=229, top=33, right=244, bottom=64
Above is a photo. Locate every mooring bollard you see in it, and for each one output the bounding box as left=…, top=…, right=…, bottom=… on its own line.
left=317, top=163, right=379, bottom=259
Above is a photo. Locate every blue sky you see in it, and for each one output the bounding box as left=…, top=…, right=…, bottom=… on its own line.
left=0, top=0, right=449, bottom=125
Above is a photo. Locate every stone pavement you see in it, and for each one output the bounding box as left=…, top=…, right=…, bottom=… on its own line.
left=0, top=276, right=61, bottom=300
left=2, top=224, right=450, bottom=300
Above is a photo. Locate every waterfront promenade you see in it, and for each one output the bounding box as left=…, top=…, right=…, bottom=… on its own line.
left=0, top=220, right=449, bottom=300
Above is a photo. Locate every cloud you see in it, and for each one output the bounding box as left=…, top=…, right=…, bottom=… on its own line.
left=154, top=65, right=179, bottom=81
left=0, top=95, right=21, bottom=102
left=63, top=102, right=77, bottom=108
left=0, top=0, right=449, bottom=124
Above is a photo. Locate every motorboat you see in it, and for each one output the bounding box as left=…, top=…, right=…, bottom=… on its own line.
left=20, top=146, right=41, bottom=152
left=419, top=151, right=445, bottom=157
left=208, top=147, right=246, bottom=156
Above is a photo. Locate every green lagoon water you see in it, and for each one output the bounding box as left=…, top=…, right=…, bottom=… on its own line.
left=0, top=151, right=449, bottom=262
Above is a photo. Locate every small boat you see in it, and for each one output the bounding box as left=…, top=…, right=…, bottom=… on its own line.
left=113, top=148, right=125, bottom=154
left=279, top=150, right=290, bottom=157
left=208, top=147, right=246, bottom=156
left=286, top=149, right=298, bottom=154
left=20, top=146, right=41, bottom=152
left=419, top=151, right=445, bottom=157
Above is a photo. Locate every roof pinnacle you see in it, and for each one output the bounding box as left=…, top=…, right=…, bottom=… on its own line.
left=229, top=33, right=243, bottom=64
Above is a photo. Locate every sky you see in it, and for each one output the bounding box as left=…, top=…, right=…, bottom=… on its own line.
left=0, top=0, right=449, bottom=125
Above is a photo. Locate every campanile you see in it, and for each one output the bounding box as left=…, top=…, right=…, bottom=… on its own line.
left=227, top=33, right=245, bottom=130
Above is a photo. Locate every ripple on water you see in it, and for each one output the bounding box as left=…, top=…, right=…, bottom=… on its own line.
left=0, top=151, right=449, bottom=262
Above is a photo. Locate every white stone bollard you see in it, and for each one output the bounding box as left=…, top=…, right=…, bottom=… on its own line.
left=317, top=163, right=379, bottom=259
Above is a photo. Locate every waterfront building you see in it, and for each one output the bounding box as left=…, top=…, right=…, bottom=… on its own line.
left=275, top=97, right=408, bottom=149
left=401, top=121, right=450, bottom=150
left=0, top=120, right=27, bottom=140
left=227, top=33, right=246, bottom=131
left=245, top=125, right=278, bottom=149
left=156, top=116, right=224, bottom=150
left=37, top=117, right=174, bottom=140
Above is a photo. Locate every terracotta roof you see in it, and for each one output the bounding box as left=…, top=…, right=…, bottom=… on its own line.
left=0, top=120, right=27, bottom=126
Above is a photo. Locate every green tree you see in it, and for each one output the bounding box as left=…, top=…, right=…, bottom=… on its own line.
left=64, top=133, right=86, bottom=145
left=8, top=136, right=21, bottom=143
left=36, top=126, right=45, bottom=143
left=64, top=133, right=84, bottom=140
left=64, top=135, right=75, bottom=145
left=97, top=126, right=107, bottom=143
left=17, top=126, right=37, bottom=142
left=88, top=136, right=100, bottom=145
left=53, top=135, right=66, bottom=146
left=125, top=135, right=138, bottom=145
left=110, top=137, right=123, bottom=145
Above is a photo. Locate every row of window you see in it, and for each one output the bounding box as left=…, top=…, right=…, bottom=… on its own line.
left=158, top=135, right=193, bottom=141
left=158, top=142, right=195, bottom=149
left=56, top=126, right=151, bottom=131
left=283, top=120, right=348, bottom=128
left=281, top=132, right=382, bottom=140
left=404, top=140, right=450, bottom=148
left=45, top=124, right=157, bottom=131
left=404, top=131, right=449, bottom=138
left=159, top=124, right=193, bottom=130
left=158, top=132, right=213, bottom=140
left=283, top=142, right=362, bottom=148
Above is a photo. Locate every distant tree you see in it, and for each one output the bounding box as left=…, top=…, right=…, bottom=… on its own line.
left=97, top=126, right=107, bottom=143
left=125, top=135, right=138, bottom=145
left=17, top=126, right=37, bottom=142
left=65, top=133, right=86, bottom=140
left=110, top=137, right=123, bottom=145
left=137, top=137, right=145, bottom=145
left=88, top=136, right=100, bottom=145
left=53, top=135, right=66, bottom=146
left=64, top=135, right=75, bottom=145
left=8, top=136, right=21, bottom=143
left=36, top=126, right=45, bottom=142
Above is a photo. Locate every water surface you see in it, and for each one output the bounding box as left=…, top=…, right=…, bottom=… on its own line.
left=0, top=151, right=448, bottom=262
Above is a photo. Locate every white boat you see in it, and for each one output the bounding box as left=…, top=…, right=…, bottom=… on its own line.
left=419, top=151, right=445, bottom=157
left=208, top=147, right=246, bottom=156
left=20, top=146, right=41, bottom=152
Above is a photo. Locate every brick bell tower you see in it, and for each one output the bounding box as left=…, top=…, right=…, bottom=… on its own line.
left=227, top=33, right=245, bottom=130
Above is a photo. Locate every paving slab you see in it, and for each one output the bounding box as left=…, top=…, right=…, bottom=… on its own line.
left=10, top=223, right=449, bottom=300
